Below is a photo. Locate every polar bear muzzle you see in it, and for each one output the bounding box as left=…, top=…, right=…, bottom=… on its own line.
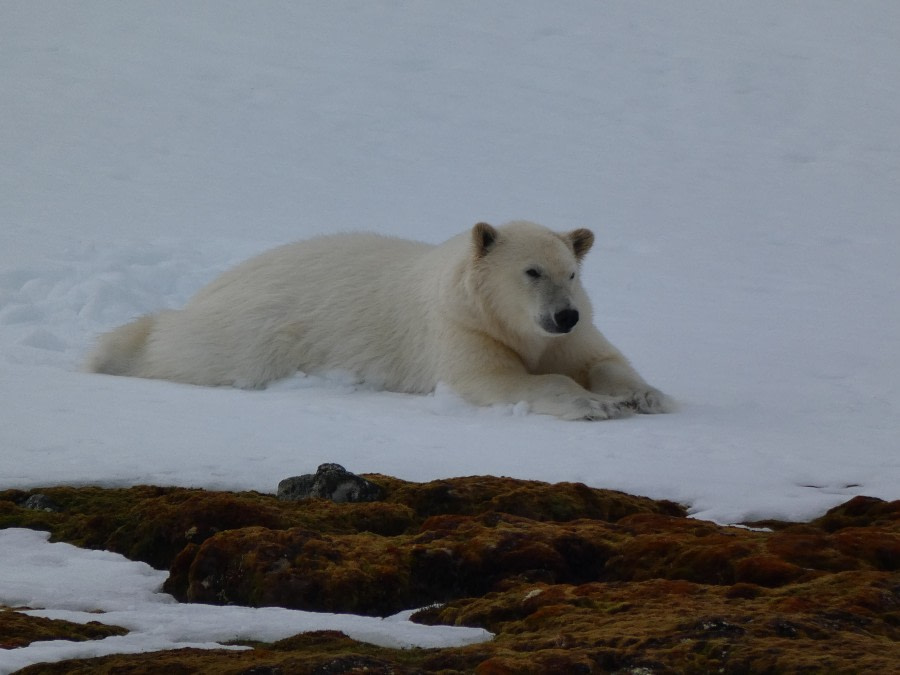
left=555, top=308, right=580, bottom=332
left=541, top=308, right=580, bottom=334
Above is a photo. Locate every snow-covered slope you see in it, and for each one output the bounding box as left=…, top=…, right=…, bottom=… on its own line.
left=2, top=0, right=898, bottom=522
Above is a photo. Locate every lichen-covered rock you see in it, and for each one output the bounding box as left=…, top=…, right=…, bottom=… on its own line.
left=277, top=463, right=386, bottom=503
left=21, top=493, right=61, bottom=512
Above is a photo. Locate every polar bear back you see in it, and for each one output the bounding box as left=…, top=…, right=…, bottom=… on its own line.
left=138, top=233, right=455, bottom=390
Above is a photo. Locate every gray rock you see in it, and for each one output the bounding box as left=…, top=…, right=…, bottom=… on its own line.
left=277, top=463, right=385, bottom=503
left=22, top=493, right=61, bottom=512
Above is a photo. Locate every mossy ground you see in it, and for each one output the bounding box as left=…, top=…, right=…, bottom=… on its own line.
left=0, top=608, right=127, bottom=649
left=2, top=477, right=898, bottom=673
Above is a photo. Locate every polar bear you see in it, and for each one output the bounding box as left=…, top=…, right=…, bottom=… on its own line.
left=86, top=221, right=669, bottom=420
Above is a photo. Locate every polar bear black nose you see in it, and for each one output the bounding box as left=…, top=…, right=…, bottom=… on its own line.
left=554, top=308, right=579, bottom=332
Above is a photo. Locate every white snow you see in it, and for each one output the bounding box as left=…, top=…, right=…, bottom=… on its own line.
left=0, top=529, right=490, bottom=674
left=1, top=1, right=899, bottom=670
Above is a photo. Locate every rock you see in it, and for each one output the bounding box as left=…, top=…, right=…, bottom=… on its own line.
left=277, top=463, right=385, bottom=503
left=21, top=493, right=60, bottom=512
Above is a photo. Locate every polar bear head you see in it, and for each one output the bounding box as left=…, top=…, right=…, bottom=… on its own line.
left=471, top=221, right=594, bottom=339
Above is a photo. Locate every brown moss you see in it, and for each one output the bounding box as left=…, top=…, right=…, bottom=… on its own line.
left=605, top=515, right=764, bottom=585
left=417, top=572, right=900, bottom=673
left=377, top=474, right=685, bottom=522
left=166, top=512, right=620, bottom=614
left=766, top=526, right=856, bottom=571
left=832, top=526, right=900, bottom=570
left=733, top=555, right=807, bottom=587
left=811, top=495, right=900, bottom=531
left=1, top=486, right=328, bottom=569
left=0, top=606, right=127, bottom=648
left=0, top=475, right=680, bottom=573
left=3, top=482, right=899, bottom=673
left=14, top=629, right=484, bottom=674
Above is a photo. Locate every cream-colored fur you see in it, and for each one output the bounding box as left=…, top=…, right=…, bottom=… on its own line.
left=86, top=221, right=669, bottom=420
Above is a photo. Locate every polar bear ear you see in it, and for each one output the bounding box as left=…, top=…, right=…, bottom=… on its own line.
left=568, top=228, right=595, bottom=260
left=472, top=222, right=499, bottom=258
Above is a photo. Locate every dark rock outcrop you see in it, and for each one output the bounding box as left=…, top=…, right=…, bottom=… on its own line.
left=21, top=493, right=61, bottom=512
left=277, top=463, right=385, bottom=503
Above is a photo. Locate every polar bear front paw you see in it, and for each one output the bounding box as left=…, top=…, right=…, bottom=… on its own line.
left=562, top=395, right=635, bottom=421
left=623, top=388, right=671, bottom=414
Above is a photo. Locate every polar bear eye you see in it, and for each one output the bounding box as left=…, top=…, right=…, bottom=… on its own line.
left=569, top=272, right=576, bottom=280
left=525, top=268, right=541, bottom=279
